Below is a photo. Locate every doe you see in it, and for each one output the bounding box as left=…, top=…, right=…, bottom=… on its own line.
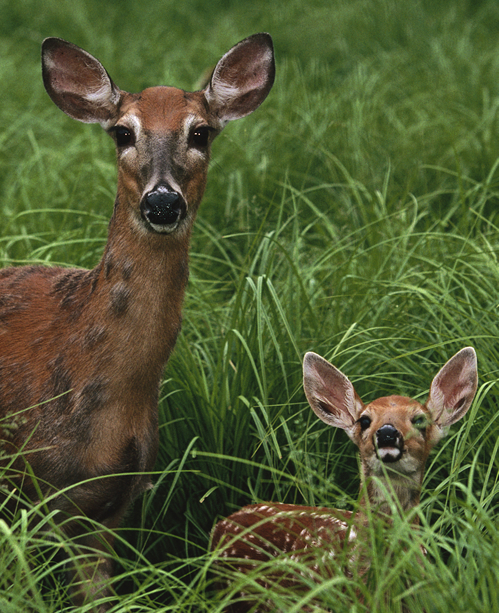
left=211, top=347, right=478, bottom=612
left=0, top=34, right=274, bottom=610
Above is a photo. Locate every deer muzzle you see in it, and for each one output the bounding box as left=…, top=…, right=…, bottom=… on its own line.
left=141, top=184, right=187, bottom=233
left=375, top=424, right=404, bottom=463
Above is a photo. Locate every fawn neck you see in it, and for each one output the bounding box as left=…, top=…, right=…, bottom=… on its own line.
left=358, top=460, right=424, bottom=518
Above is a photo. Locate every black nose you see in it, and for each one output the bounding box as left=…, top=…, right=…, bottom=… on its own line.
left=141, top=185, right=186, bottom=228
left=376, top=424, right=402, bottom=449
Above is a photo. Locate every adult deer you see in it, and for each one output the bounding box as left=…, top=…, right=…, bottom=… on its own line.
left=211, top=347, right=478, bottom=612
left=0, top=34, right=274, bottom=610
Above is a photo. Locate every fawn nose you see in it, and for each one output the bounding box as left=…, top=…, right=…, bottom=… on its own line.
left=141, top=184, right=186, bottom=231
left=376, top=425, right=403, bottom=462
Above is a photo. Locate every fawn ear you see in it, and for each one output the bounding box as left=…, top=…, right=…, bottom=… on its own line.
left=427, top=347, right=478, bottom=433
left=303, top=352, right=363, bottom=437
left=204, top=33, right=275, bottom=125
left=42, top=37, right=121, bottom=127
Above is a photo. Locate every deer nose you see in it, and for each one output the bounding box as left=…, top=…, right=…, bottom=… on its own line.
left=376, top=425, right=404, bottom=462
left=141, top=185, right=186, bottom=231
left=376, top=424, right=401, bottom=448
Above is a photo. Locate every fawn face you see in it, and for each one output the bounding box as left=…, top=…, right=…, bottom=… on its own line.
left=303, top=348, right=478, bottom=503
left=354, top=396, right=435, bottom=487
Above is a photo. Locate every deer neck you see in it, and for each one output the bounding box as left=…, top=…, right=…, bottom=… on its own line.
left=89, top=195, right=192, bottom=379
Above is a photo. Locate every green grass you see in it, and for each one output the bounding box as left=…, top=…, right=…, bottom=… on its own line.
left=1, top=0, right=499, bottom=610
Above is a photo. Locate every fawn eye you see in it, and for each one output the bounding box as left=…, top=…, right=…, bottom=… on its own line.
left=114, top=126, right=135, bottom=147
left=359, top=416, right=371, bottom=431
left=190, top=126, right=210, bottom=148
left=412, top=415, right=427, bottom=429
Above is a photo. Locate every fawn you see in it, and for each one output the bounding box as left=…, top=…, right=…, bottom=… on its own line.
left=211, top=347, right=478, bottom=612
left=0, top=34, right=274, bottom=610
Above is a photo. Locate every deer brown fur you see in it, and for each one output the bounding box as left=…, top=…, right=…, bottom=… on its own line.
left=0, top=34, right=274, bottom=610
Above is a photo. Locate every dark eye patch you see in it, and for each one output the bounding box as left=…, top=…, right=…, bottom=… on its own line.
left=190, top=126, right=211, bottom=148
left=359, top=415, right=371, bottom=430
left=111, top=126, right=135, bottom=147
left=412, top=415, right=427, bottom=430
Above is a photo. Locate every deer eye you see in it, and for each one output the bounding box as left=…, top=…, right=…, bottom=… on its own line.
left=190, top=126, right=210, bottom=148
left=113, top=126, right=135, bottom=147
left=412, top=415, right=427, bottom=429
left=359, top=416, right=371, bottom=431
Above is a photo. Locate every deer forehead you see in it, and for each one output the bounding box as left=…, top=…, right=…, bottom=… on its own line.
left=119, top=87, right=209, bottom=133
left=362, top=395, right=428, bottom=426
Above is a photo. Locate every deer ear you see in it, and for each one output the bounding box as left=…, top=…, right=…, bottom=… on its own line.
left=42, top=37, right=121, bottom=127
left=427, top=347, right=478, bottom=433
left=204, top=33, right=275, bottom=125
left=303, top=352, right=363, bottom=437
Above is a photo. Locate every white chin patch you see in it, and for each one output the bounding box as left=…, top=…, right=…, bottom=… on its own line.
left=378, top=447, right=402, bottom=462
left=148, top=221, right=179, bottom=234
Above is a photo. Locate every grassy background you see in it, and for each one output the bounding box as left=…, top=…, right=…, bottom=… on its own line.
left=1, top=0, right=499, bottom=610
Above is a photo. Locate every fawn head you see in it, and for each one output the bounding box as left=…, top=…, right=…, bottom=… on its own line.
left=41, top=34, right=275, bottom=236
left=303, top=348, right=478, bottom=507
